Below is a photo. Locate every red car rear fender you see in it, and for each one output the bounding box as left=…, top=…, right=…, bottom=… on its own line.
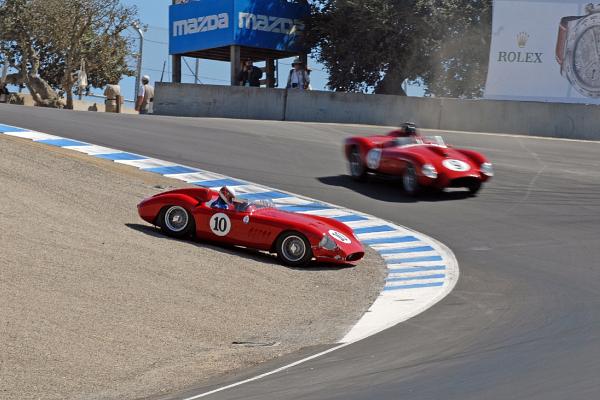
left=137, top=193, right=201, bottom=225
left=151, top=187, right=213, bottom=203
left=344, top=137, right=382, bottom=160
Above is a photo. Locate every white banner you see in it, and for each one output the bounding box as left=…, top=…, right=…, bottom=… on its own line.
left=485, top=0, right=600, bottom=104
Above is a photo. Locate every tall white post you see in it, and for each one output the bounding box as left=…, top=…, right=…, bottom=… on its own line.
left=133, top=23, right=144, bottom=100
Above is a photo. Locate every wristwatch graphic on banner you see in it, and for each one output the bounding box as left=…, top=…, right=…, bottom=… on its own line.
left=556, top=3, right=600, bottom=98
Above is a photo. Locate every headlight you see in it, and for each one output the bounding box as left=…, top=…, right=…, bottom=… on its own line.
left=421, top=164, right=438, bottom=179
left=318, top=234, right=338, bottom=250
left=480, top=162, right=494, bottom=177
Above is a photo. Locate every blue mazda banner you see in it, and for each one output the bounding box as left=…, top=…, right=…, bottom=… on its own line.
left=169, top=0, right=235, bottom=55
left=169, top=0, right=308, bottom=55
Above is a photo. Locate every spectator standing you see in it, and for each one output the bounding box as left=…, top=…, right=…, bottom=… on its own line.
left=0, top=84, right=9, bottom=103
left=103, top=84, right=123, bottom=113
left=286, top=58, right=310, bottom=90
left=237, top=59, right=263, bottom=87
left=135, top=75, right=154, bottom=114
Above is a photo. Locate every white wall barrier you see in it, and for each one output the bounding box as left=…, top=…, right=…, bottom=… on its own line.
left=154, top=83, right=286, bottom=120
left=154, top=83, right=600, bottom=140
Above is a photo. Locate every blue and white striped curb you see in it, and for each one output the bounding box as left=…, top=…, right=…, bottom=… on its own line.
left=0, top=123, right=459, bottom=344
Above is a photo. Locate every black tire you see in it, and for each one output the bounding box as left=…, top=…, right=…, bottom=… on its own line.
left=402, top=164, right=421, bottom=196
left=467, top=181, right=482, bottom=196
left=348, top=147, right=367, bottom=181
left=276, top=231, right=313, bottom=267
left=158, top=205, right=195, bottom=238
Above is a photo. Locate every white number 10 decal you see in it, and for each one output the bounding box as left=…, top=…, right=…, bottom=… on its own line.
left=209, top=213, right=231, bottom=236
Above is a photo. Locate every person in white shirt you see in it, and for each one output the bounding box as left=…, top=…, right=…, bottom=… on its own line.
left=135, top=75, right=154, bottom=114
left=286, top=58, right=310, bottom=90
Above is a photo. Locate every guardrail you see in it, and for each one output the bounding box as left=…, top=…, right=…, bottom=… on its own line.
left=153, top=83, right=600, bottom=141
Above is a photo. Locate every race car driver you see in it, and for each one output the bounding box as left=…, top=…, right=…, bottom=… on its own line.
left=211, top=186, right=236, bottom=210
left=402, top=122, right=417, bottom=136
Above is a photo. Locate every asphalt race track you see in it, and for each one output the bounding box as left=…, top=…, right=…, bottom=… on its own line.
left=1, top=105, right=599, bottom=400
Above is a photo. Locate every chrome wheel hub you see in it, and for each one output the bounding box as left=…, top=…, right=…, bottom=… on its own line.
left=282, top=236, right=306, bottom=262
left=165, top=206, right=188, bottom=232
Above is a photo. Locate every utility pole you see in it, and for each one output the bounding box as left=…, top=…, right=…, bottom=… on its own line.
left=160, top=60, right=167, bottom=82
left=133, top=22, right=145, bottom=101
left=194, top=58, right=199, bottom=84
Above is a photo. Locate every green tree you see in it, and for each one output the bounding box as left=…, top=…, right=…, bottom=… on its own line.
left=0, top=0, right=138, bottom=108
left=308, top=0, right=492, bottom=97
left=417, top=0, right=493, bottom=98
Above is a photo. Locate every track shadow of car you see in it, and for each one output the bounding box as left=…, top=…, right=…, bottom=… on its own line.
left=125, top=223, right=354, bottom=271
left=317, top=175, right=473, bottom=203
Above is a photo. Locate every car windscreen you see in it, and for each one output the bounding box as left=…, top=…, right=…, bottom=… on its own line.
left=392, top=136, right=446, bottom=147
left=234, top=199, right=275, bottom=212
left=421, top=135, right=446, bottom=146
left=392, top=136, right=420, bottom=147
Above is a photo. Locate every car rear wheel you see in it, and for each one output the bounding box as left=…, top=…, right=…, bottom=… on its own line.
left=349, top=147, right=367, bottom=181
left=276, top=231, right=313, bottom=267
left=402, top=164, right=420, bottom=196
left=158, top=205, right=195, bottom=238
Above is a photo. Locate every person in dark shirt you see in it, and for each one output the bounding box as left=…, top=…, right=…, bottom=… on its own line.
left=237, top=59, right=263, bottom=87
left=0, top=84, right=9, bottom=103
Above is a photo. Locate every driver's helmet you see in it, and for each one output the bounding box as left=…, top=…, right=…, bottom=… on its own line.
left=219, top=186, right=236, bottom=204
left=402, top=122, right=417, bottom=136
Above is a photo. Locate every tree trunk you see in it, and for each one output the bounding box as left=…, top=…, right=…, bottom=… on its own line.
left=4, top=73, right=63, bottom=108
left=62, top=60, right=76, bottom=110
left=28, top=75, right=62, bottom=107
left=66, top=87, right=74, bottom=110
left=374, top=66, right=407, bottom=96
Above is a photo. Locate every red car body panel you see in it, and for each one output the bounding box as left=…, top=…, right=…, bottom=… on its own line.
left=344, top=129, right=492, bottom=190
left=138, top=187, right=365, bottom=265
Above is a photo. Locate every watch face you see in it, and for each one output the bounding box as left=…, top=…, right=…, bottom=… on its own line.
left=565, top=13, right=600, bottom=97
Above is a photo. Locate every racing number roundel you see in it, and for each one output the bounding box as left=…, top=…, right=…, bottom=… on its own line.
left=442, top=159, right=471, bottom=172
left=209, top=213, right=231, bottom=236
left=329, top=229, right=352, bottom=244
left=366, top=149, right=382, bottom=170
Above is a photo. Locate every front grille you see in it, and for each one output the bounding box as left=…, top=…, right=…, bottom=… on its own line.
left=346, top=252, right=365, bottom=262
left=449, top=176, right=480, bottom=188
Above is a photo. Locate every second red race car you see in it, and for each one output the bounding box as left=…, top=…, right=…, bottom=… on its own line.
left=344, top=123, right=493, bottom=196
left=137, top=186, right=364, bottom=267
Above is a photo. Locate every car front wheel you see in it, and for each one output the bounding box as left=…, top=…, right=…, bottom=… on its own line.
left=276, top=231, right=313, bottom=267
left=403, top=164, right=420, bottom=196
left=467, top=180, right=482, bottom=196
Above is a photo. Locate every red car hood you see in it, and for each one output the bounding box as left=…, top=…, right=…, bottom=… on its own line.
left=253, top=207, right=356, bottom=237
left=389, top=145, right=480, bottom=176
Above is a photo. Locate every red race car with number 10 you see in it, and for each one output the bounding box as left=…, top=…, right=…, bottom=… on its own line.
left=137, top=187, right=364, bottom=267
left=344, top=123, right=493, bottom=195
